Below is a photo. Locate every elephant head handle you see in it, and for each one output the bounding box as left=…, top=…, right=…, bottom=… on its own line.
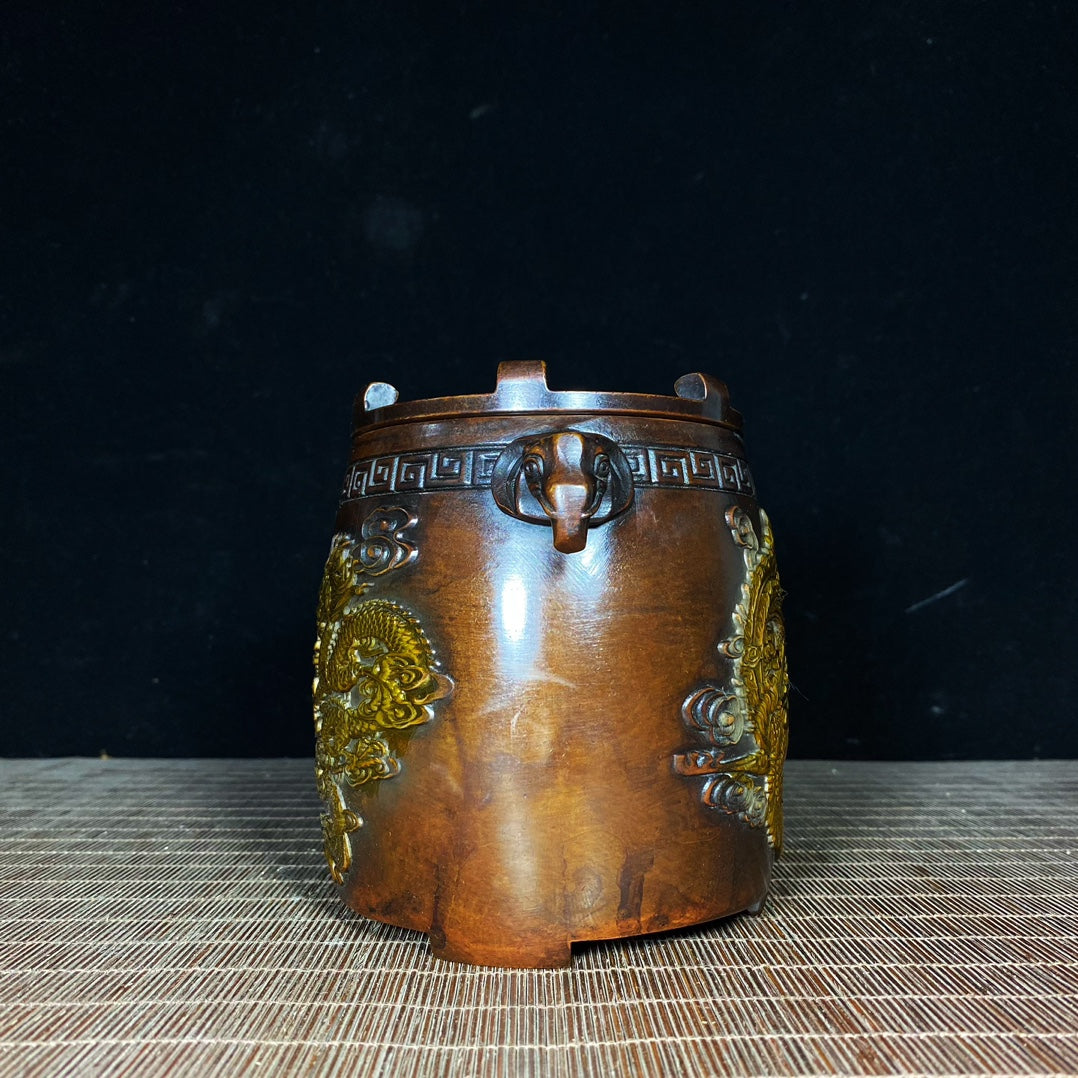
left=490, top=430, right=635, bottom=553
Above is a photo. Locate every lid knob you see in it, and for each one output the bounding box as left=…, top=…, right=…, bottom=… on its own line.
left=492, top=361, right=556, bottom=409
left=674, top=372, right=730, bottom=421
left=362, top=382, right=399, bottom=411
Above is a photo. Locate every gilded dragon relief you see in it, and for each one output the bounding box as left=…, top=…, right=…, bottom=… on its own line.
left=674, top=506, right=789, bottom=850
left=313, top=507, right=453, bottom=883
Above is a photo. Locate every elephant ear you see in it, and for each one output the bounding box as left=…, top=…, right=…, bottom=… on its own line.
left=491, top=435, right=549, bottom=524
left=589, top=434, right=635, bottom=523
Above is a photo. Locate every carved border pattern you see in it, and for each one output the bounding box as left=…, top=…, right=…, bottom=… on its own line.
left=341, top=443, right=754, bottom=502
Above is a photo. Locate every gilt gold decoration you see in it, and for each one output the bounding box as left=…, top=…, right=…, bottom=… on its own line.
left=674, top=506, right=788, bottom=850
left=313, top=510, right=452, bottom=883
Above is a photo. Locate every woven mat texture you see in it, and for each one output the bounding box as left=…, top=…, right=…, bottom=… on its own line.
left=0, top=758, right=1075, bottom=1077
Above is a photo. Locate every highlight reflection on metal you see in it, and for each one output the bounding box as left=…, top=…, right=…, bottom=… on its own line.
left=674, top=506, right=789, bottom=850
left=500, top=573, right=529, bottom=644
left=312, top=510, right=453, bottom=883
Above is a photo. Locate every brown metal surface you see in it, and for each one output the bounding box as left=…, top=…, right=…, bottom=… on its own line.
left=313, top=362, right=788, bottom=967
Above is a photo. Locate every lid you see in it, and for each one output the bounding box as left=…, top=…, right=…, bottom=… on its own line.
left=354, top=361, right=743, bottom=433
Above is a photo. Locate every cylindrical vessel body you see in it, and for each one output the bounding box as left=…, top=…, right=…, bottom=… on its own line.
left=313, top=362, right=788, bottom=967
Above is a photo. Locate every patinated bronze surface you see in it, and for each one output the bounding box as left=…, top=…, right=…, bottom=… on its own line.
left=313, top=361, right=788, bottom=967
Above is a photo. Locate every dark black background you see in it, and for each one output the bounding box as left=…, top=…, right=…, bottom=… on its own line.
left=3, top=3, right=1076, bottom=758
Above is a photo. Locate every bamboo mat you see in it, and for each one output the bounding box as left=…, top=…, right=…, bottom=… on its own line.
left=0, top=758, right=1075, bottom=1077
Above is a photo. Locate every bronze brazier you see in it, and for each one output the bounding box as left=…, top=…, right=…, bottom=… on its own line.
left=313, top=362, right=788, bottom=967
